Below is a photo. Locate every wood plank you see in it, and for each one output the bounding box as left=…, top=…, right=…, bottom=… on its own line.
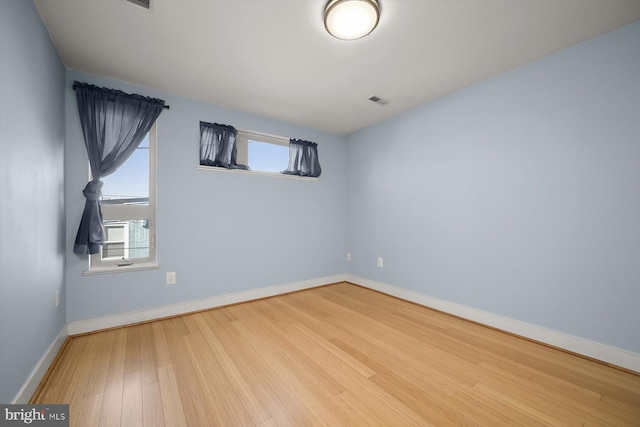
left=157, top=364, right=187, bottom=427
left=185, top=314, right=262, bottom=425
left=160, top=318, right=210, bottom=426
left=141, top=381, right=165, bottom=427
left=98, top=329, right=126, bottom=427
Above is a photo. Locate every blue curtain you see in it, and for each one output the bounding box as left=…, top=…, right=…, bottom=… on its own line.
left=282, top=139, right=321, bottom=177
left=73, top=81, right=165, bottom=255
left=199, top=121, right=248, bottom=170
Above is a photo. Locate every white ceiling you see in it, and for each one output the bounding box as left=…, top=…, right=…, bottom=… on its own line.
left=34, top=0, right=640, bottom=135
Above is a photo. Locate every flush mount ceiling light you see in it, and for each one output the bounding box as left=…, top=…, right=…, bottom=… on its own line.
left=324, top=0, right=380, bottom=40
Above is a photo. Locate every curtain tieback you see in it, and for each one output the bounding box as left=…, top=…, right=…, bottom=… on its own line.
left=82, top=180, right=103, bottom=201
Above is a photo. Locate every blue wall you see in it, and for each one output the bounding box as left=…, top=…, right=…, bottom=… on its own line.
left=346, top=21, right=640, bottom=353
left=64, top=71, right=348, bottom=322
left=0, top=0, right=66, bottom=403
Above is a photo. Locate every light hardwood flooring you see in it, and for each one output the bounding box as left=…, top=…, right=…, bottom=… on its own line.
left=32, top=282, right=640, bottom=426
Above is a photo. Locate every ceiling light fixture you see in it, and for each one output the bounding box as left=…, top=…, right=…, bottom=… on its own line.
left=324, top=0, right=380, bottom=40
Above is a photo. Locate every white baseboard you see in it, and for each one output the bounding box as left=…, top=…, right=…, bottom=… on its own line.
left=346, top=274, right=640, bottom=373
left=12, top=324, right=69, bottom=404
left=67, top=274, right=347, bottom=336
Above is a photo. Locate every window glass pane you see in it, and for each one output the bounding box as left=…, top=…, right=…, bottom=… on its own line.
left=248, top=140, right=289, bottom=173
left=101, top=219, right=150, bottom=260
left=105, top=225, right=125, bottom=242
left=101, top=134, right=149, bottom=205
left=103, top=243, right=125, bottom=259
left=128, top=219, right=150, bottom=259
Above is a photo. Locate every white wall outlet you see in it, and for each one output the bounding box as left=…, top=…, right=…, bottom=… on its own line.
left=55, top=290, right=60, bottom=307
left=347, top=252, right=351, bottom=261
left=166, top=272, right=176, bottom=285
left=377, top=257, right=384, bottom=268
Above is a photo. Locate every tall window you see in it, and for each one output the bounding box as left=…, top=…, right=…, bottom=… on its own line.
left=90, top=124, right=157, bottom=269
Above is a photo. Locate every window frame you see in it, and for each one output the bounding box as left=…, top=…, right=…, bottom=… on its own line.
left=196, top=128, right=319, bottom=181
left=102, top=221, right=130, bottom=260
left=87, top=123, right=158, bottom=272
left=236, top=129, right=289, bottom=171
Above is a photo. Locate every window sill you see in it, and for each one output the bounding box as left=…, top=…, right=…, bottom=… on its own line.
left=83, top=262, right=160, bottom=276
left=196, top=165, right=319, bottom=181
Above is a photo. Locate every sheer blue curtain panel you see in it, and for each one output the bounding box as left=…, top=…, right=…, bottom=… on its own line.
left=282, top=139, right=322, bottom=177
left=72, top=81, right=165, bottom=255
left=199, top=121, right=248, bottom=170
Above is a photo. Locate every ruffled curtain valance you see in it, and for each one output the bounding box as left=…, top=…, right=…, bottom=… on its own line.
left=199, top=121, right=248, bottom=170
left=282, top=139, right=322, bottom=177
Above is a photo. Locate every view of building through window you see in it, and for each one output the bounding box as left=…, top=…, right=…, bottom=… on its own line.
left=94, top=132, right=154, bottom=266
left=102, top=220, right=150, bottom=260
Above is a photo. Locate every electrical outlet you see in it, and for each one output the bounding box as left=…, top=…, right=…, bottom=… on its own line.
left=166, top=272, right=176, bottom=285
left=377, top=257, right=384, bottom=268
left=347, top=252, right=351, bottom=261
left=56, top=290, right=60, bottom=307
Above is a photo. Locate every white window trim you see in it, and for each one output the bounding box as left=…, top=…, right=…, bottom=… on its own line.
left=86, top=124, right=159, bottom=273
left=196, top=165, right=320, bottom=181
left=236, top=128, right=289, bottom=166
left=83, top=262, right=160, bottom=276
left=102, top=221, right=130, bottom=260
left=195, top=165, right=319, bottom=181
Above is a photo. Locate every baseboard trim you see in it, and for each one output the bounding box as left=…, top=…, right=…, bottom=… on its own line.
left=346, top=274, right=640, bottom=373
left=67, top=274, right=347, bottom=335
left=12, top=324, right=68, bottom=404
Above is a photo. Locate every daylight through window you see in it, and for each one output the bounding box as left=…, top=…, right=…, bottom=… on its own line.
left=236, top=130, right=290, bottom=174
left=90, top=124, right=157, bottom=269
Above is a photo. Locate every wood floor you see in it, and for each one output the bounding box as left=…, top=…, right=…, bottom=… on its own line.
left=32, top=282, right=640, bottom=426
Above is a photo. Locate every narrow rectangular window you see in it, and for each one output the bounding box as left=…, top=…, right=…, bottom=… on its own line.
left=90, top=124, right=157, bottom=269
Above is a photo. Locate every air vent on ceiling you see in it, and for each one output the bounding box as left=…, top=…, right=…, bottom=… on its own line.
left=126, top=0, right=151, bottom=10
left=368, top=95, right=390, bottom=106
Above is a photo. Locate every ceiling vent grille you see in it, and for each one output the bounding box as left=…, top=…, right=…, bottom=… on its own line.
left=368, top=95, right=390, bottom=106
left=126, top=0, right=151, bottom=10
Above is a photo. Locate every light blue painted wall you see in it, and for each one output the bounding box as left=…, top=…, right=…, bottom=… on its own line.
left=64, top=71, right=347, bottom=322
left=346, top=21, right=640, bottom=353
left=0, top=0, right=66, bottom=403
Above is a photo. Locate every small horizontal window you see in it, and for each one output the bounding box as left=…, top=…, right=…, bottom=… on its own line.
left=236, top=130, right=290, bottom=174
left=198, top=125, right=320, bottom=179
